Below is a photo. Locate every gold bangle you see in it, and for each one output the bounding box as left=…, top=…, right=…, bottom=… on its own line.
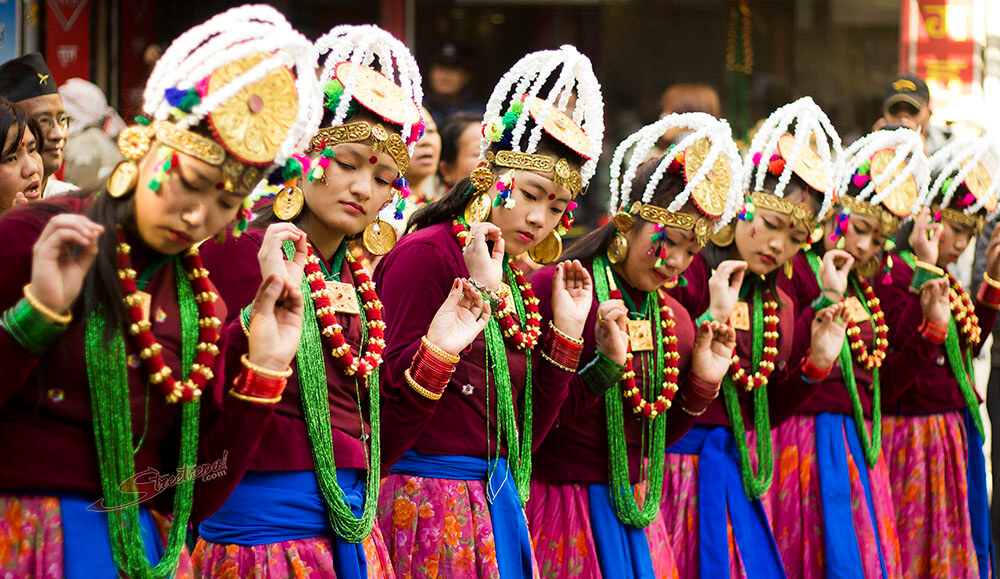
left=984, top=272, right=1000, bottom=291
left=421, top=336, right=460, bottom=364
left=228, top=388, right=282, bottom=404
left=240, top=353, right=293, bottom=379
left=404, top=368, right=443, bottom=400
left=548, top=320, right=584, bottom=345
left=540, top=349, right=578, bottom=372
left=914, top=260, right=945, bottom=276
left=23, top=284, right=72, bottom=325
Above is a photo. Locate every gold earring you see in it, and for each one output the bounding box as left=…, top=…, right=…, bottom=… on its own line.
left=856, top=255, right=879, bottom=279
left=362, top=217, right=397, bottom=256
left=783, top=260, right=794, bottom=279
left=214, top=229, right=227, bottom=244
left=711, top=222, right=736, bottom=247
left=607, top=231, right=629, bottom=264
left=107, top=125, right=154, bottom=198
left=528, top=230, right=562, bottom=265
left=464, top=192, right=492, bottom=225
left=107, top=161, right=139, bottom=198
left=274, top=186, right=304, bottom=221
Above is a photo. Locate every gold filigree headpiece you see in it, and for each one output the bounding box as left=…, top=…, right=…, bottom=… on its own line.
left=470, top=149, right=584, bottom=198
left=613, top=201, right=716, bottom=247
left=839, top=195, right=901, bottom=237
left=309, top=121, right=411, bottom=175
left=154, top=122, right=265, bottom=193
left=749, top=191, right=818, bottom=232
left=933, top=204, right=985, bottom=235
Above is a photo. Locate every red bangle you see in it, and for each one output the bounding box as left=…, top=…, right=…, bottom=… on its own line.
left=687, top=373, right=721, bottom=397
left=801, top=349, right=833, bottom=382
left=679, top=373, right=720, bottom=415
left=542, top=324, right=583, bottom=372
left=230, top=366, right=286, bottom=403
left=408, top=341, right=457, bottom=396
left=978, top=282, right=1000, bottom=310
left=919, top=318, right=948, bottom=344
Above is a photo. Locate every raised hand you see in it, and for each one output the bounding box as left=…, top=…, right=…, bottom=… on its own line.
left=30, top=214, right=104, bottom=313
left=594, top=300, right=629, bottom=365
left=690, top=320, right=738, bottom=383
left=247, top=273, right=305, bottom=372
left=809, top=302, right=848, bottom=369
left=425, top=279, right=492, bottom=357
left=918, top=277, right=950, bottom=325
left=708, top=260, right=747, bottom=323
left=462, top=222, right=505, bottom=291
left=909, top=208, right=941, bottom=266
left=257, top=223, right=308, bottom=289
left=550, top=260, right=593, bottom=340
left=819, top=249, right=854, bottom=297
left=983, top=225, right=1000, bottom=280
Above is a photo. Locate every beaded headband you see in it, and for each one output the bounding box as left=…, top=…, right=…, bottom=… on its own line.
left=613, top=201, right=715, bottom=247
left=925, top=136, right=1000, bottom=231
left=608, top=112, right=745, bottom=237
left=309, top=121, right=410, bottom=175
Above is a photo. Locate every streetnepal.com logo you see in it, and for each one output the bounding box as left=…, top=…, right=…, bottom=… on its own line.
left=87, top=451, right=229, bottom=512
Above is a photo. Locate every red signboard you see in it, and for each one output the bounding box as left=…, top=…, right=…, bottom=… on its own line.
left=45, top=0, right=89, bottom=81
left=900, top=0, right=977, bottom=98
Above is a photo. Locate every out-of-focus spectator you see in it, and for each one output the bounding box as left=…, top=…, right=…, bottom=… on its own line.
left=0, top=53, right=76, bottom=198
left=655, top=83, right=721, bottom=153
left=59, top=78, right=126, bottom=189
left=406, top=107, right=442, bottom=203
left=424, top=42, right=482, bottom=125
left=874, top=74, right=950, bottom=153
left=438, top=110, right=481, bottom=191
left=0, top=97, right=43, bottom=211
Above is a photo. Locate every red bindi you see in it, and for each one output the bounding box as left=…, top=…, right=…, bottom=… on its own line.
left=369, top=156, right=378, bottom=165
left=548, top=193, right=556, bottom=201
left=750, top=226, right=757, bottom=238
left=215, top=182, right=225, bottom=190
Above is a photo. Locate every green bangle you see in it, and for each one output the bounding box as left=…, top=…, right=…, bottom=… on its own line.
left=1, top=297, right=68, bottom=355
left=910, top=265, right=943, bottom=293
left=812, top=293, right=837, bottom=312
left=580, top=349, right=626, bottom=396
left=239, top=302, right=253, bottom=338
left=695, top=310, right=714, bottom=326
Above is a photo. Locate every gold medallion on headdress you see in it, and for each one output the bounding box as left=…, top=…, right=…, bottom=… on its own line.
left=523, top=95, right=591, bottom=159
left=683, top=137, right=730, bottom=218
left=208, top=53, right=299, bottom=165
left=963, top=160, right=997, bottom=212
left=334, top=62, right=421, bottom=126
left=777, top=133, right=828, bottom=193
left=869, top=149, right=918, bottom=218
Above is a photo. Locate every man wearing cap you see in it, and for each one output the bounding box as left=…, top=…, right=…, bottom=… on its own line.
left=424, top=41, right=483, bottom=125
left=875, top=73, right=949, bottom=154
left=0, top=53, right=76, bottom=198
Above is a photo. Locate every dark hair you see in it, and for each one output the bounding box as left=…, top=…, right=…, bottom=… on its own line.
left=438, top=111, right=481, bottom=167
left=560, top=159, right=689, bottom=264
left=407, top=130, right=586, bottom=233
left=0, top=97, right=40, bottom=160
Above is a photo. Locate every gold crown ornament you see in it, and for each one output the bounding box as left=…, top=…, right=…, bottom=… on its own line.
left=776, top=133, right=829, bottom=194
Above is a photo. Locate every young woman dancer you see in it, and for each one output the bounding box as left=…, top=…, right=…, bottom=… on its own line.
left=662, top=97, right=850, bottom=578
left=0, top=6, right=321, bottom=577
left=771, top=127, right=931, bottom=577
left=525, top=113, right=746, bottom=578
left=877, top=135, right=1000, bottom=578
left=375, top=45, right=605, bottom=578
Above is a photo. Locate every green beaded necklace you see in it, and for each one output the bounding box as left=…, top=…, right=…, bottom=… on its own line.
left=283, top=240, right=381, bottom=542
left=720, top=283, right=774, bottom=499
left=805, top=250, right=882, bottom=467
left=84, top=258, right=199, bottom=578
left=897, top=250, right=984, bottom=439
left=593, top=257, right=667, bottom=528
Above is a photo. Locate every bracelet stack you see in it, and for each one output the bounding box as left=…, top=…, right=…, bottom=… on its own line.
left=541, top=321, right=584, bottom=372
left=0, top=285, right=73, bottom=355
left=229, top=353, right=292, bottom=404
left=677, top=373, right=721, bottom=416
left=801, top=349, right=834, bottom=383
left=919, top=318, right=948, bottom=344
left=405, top=336, right=460, bottom=400
left=978, top=272, right=1000, bottom=310
left=579, top=350, right=626, bottom=396
left=909, top=260, right=944, bottom=294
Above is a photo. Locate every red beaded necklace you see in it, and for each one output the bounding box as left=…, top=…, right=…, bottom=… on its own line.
left=947, top=273, right=981, bottom=347
left=115, top=227, right=220, bottom=403
left=845, top=277, right=888, bottom=370
left=607, top=277, right=679, bottom=419
left=451, top=220, right=542, bottom=351
left=728, top=289, right=779, bottom=391
left=304, top=246, right=386, bottom=378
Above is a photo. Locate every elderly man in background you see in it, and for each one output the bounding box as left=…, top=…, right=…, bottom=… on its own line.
left=59, top=78, right=125, bottom=189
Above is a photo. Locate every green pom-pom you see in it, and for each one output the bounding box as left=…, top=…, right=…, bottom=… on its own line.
left=857, top=160, right=870, bottom=176
left=943, top=177, right=955, bottom=193
left=322, top=148, right=335, bottom=159
left=148, top=177, right=161, bottom=191
left=308, top=166, right=324, bottom=182
left=178, top=88, right=201, bottom=113
left=508, top=100, right=523, bottom=116
left=323, top=79, right=346, bottom=112
left=395, top=197, right=406, bottom=211
left=282, top=158, right=304, bottom=182
left=502, top=110, right=519, bottom=130
left=134, top=116, right=149, bottom=126
left=493, top=195, right=503, bottom=207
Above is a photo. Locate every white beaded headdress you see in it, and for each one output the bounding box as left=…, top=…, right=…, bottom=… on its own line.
left=833, top=128, right=929, bottom=219
left=479, top=45, right=604, bottom=188
left=142, top=4, right=322, bottom=173
left=608, top=112, right=744, bottom=232
left=743, top=96, right=842, bottom=222
left=925, top=135, right=1000, bottom=219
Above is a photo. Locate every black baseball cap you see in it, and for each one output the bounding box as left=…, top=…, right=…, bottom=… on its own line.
left=884, top=74, right=930, bottom=112
left=431, top=42, right=474, bottom=70
left=0, top=53, right=59, bottom=103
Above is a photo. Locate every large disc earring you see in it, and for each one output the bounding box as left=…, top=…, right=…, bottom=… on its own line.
left=362, top=217, right=397, bottom=256
left=528, top=230, right=562, bottom=265
left=107, top=161, right=139, bottom=198
left=856, top=255, right=879, bottom=279
left=464, top=192, right=492, bottom=225
left=711, top=222, right=736, bottom=247
left=274, top=186, right=304, bottom=221
left=607, top=231, right=629, bottom=264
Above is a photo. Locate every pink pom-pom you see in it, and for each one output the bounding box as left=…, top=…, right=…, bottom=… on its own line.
left=409, top=120, right=426, bottom=145
left=770, top=154, right=782, bottom=162
left=195, top=77, right=209, bottom=97
left=752, top=152, right=762, bottom=165
left=853, top=173, right=870, bottom=188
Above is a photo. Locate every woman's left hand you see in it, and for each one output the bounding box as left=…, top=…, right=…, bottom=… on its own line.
left=247, top=274, right=304, bottom=372
left=808, top=302, right=848, bottom=370
left=984, top=225, right=1000, bottom=280
left=550, top=260, right=593, bottom=340
left=690, top=320, right=738, bottom=383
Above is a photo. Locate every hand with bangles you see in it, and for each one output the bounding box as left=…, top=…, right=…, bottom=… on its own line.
left=908, top=208, right=942, bottom=266
left=462, top=222, right=505, bottom=292
left=707, top=260, right=747, bottom=323
left=594, top=300, right=629, bottom=365
left=425, top=278, right=493, bottom=357
left=29, top=214, right=104, bottom=315
left=918, top=277, right=950, bottom=326
left=817, top=249, right=854, bottom=301
left=549, top=260, right=593, bottom=340
left=808, top=302, right=849, bottom=370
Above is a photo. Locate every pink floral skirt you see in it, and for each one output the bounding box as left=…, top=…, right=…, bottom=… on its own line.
left=377, top=472, right=541, bottom=578
left=525, top=480, right=676, bottom=579
left=768, top=414, right=901, bottom=578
